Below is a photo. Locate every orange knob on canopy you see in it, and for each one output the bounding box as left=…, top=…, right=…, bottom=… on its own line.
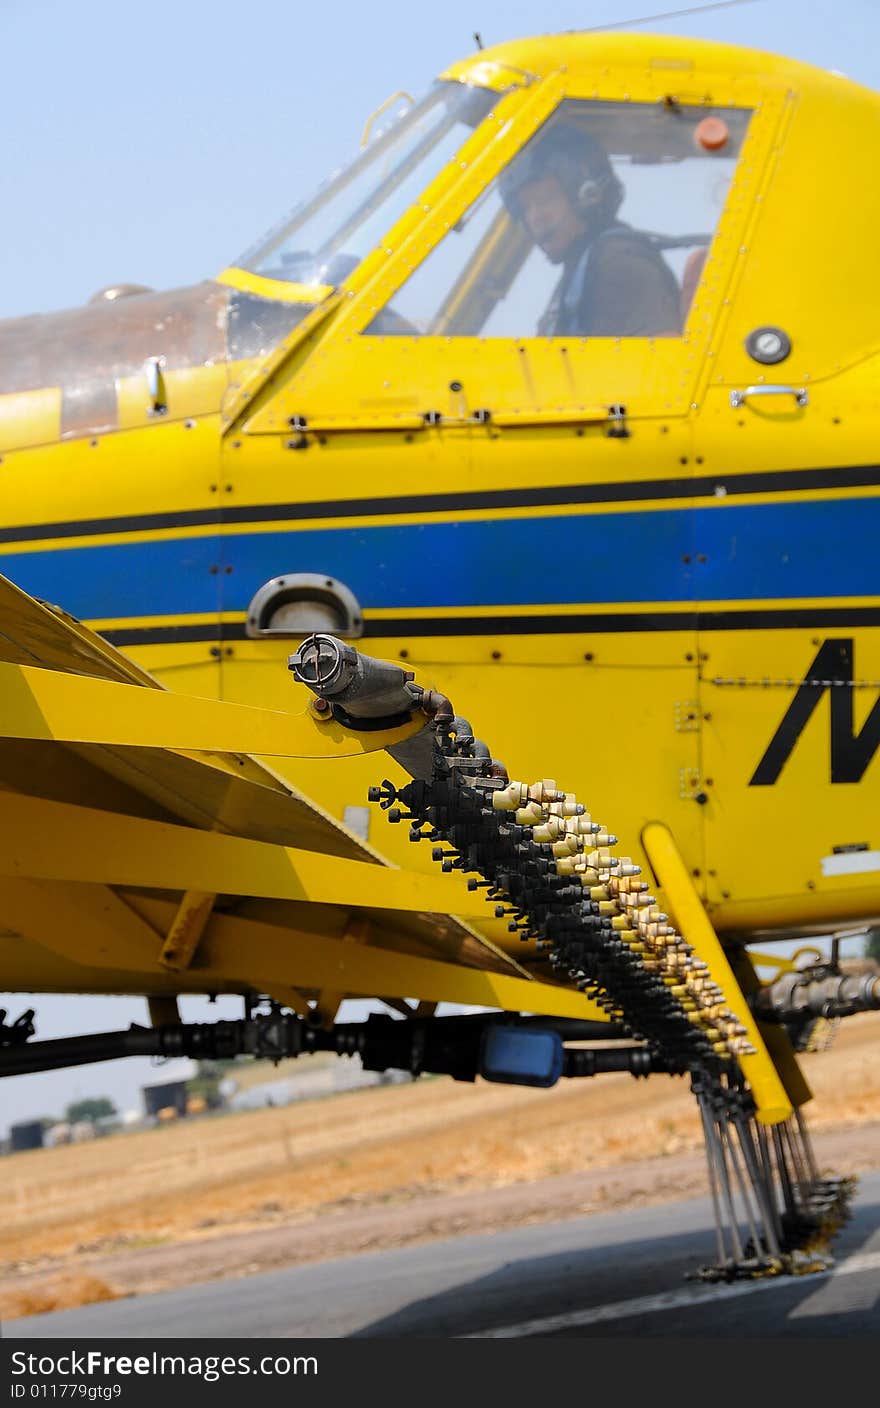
left=695, top=116, right=729, bottom=151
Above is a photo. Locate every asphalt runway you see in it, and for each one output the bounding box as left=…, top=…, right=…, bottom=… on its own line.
left=6, top=1173, right=880, bottom=1339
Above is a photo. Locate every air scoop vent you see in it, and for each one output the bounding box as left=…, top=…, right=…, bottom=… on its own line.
left=245, top=573, right=364, bottom=639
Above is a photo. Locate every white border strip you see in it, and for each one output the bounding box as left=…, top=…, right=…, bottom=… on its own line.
left=466, top=1250, right=880, bottom=1338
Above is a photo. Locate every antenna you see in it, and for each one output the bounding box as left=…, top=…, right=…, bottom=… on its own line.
left=474, top=31, right=484, bottom=50
left=583, top=0, right=762, bottom=33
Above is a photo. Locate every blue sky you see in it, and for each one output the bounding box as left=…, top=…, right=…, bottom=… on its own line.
left=3, top=0, right=880, bottom=322
left=1, top=0, right=877, bottom=1131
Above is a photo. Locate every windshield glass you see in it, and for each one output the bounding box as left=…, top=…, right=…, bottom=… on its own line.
left=365, top=99, right=751, bottom=339
left=239, top=81, right=496, bottom=288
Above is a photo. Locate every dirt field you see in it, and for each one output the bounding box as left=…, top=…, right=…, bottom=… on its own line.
left=2, top=1014, right=878, bottom=1320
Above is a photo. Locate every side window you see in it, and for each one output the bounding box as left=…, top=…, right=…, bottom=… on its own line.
left=366, top=99, right=750, bottom=339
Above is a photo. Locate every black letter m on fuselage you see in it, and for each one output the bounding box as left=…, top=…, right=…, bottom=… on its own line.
left=750, top=638, right=880, bottom=785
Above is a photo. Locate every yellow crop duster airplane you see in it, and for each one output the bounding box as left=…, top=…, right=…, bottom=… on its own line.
left=1, top=30, right=879, bottom=1280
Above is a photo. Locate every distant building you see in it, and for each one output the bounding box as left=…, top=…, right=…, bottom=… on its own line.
left=10, top=1119, right=44, bottom=1152
left=142, top=1078, right=188, bottom=1120
left=93, top=1113, right=121, bottom=1137
left=228, top=1053, right=410, bottom=1112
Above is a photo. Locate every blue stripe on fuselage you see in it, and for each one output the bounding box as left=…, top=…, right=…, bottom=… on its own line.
left=0, top=497, right=874, bottom=620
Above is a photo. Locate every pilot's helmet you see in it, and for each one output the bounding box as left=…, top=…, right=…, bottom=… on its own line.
left=499, top=124, right=624, bottom=224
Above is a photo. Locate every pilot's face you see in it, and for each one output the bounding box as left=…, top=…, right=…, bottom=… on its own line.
left=517, top=174, right=586, bottom=264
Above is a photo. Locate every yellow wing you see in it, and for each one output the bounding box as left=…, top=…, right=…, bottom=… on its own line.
left=0, top=572, right=595, bottom=1022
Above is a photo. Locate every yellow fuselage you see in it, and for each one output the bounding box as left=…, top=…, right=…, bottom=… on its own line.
left=3, top=31, right=880, bottom=971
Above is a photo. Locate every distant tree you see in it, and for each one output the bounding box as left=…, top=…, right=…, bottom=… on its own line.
left=864, top=926, right=880, bottom=963
left=65, top=1096, right=116, bottom=1124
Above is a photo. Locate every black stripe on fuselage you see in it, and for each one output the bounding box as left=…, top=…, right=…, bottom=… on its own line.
left=102, top=605, right=880, bottom=646
left=3, top=462, right=880, bottom=546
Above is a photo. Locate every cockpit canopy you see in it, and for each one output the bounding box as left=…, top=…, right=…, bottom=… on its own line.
left=238, top=74, right=750, bottom=341
left=238, top=82, right=496, bottom=290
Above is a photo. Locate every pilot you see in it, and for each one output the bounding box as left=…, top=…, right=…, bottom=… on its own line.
left=499, top=125, right=682, bottom=337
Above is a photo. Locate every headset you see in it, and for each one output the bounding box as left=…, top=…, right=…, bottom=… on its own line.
left=576, top=169, right=621, bottom=212
left=499, top=125, right=624, bottom=222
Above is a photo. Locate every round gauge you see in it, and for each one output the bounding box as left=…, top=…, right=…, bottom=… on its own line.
left=746, top=326, right=792, bottom=365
